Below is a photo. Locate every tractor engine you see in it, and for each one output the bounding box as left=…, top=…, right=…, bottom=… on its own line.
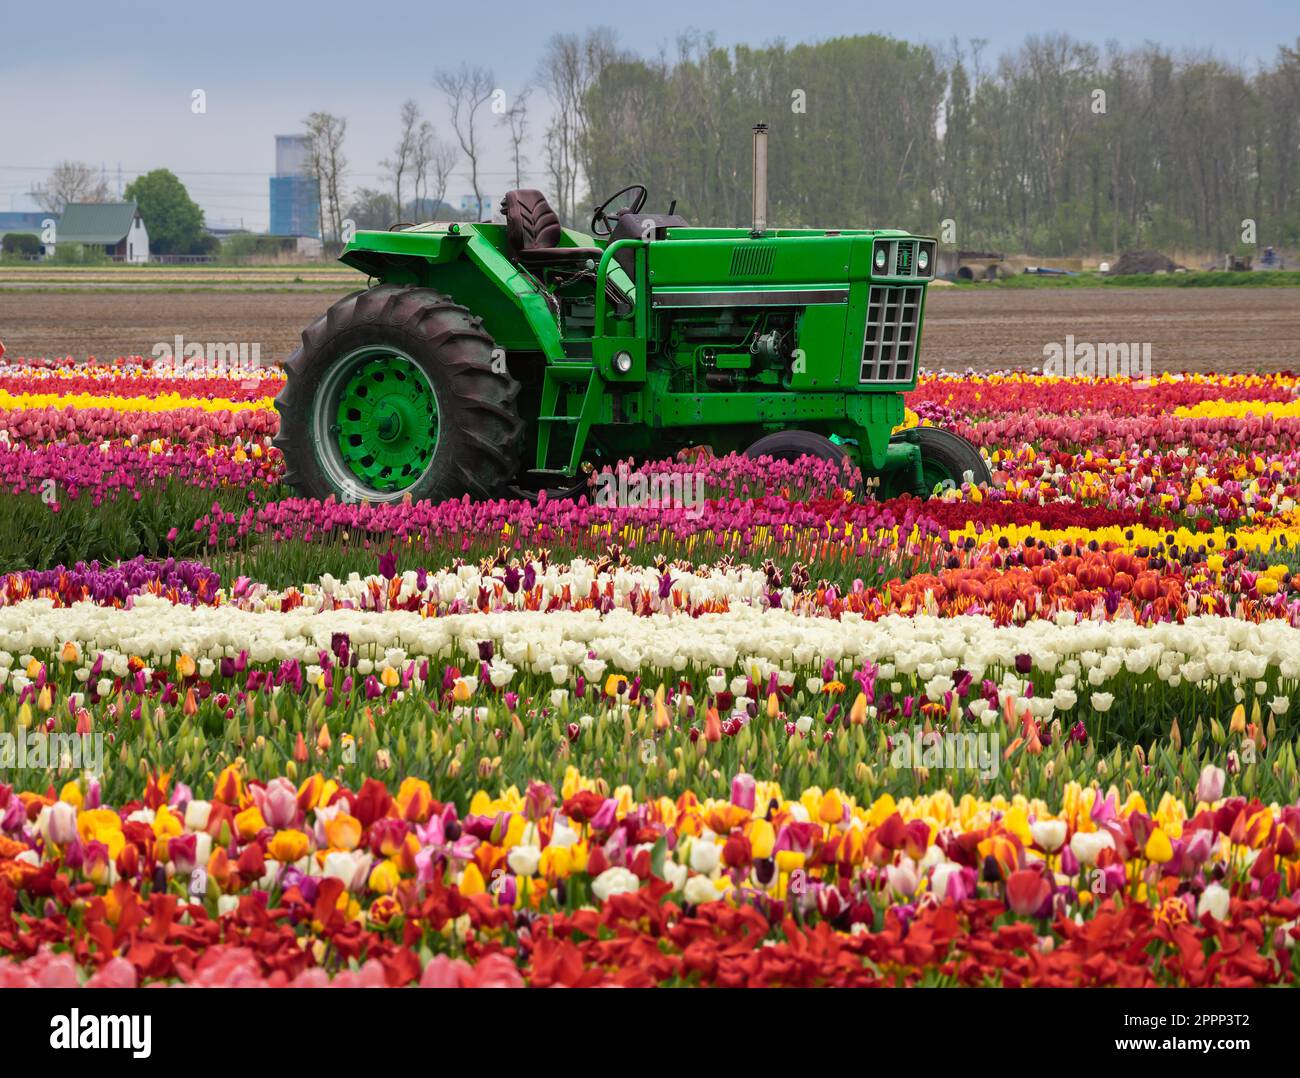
left=661, top=308, right=799, bottom=392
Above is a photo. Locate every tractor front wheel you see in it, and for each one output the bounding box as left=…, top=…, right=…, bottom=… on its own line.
left=274, top=286, right=523, bottom=504
left=744, top=430, right=861, bottom=494
left=893, top=426, right=991, bottom=497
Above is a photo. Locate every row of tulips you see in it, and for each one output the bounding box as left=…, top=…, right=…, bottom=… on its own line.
left=0, top=404, right=277, bottom=446
left=949, top=411, right=1300, bottom=456
left=8, top=535, right=1297, bottom=628
left=1, top=769, right=1297, bottom=986
left=0, top=439, right=274, bottom=507
left=0, top=361, right=279, bottom=402
left=6, top=362, right=1291, bottom=414
left=910, top=370, right=1300, bottom=417
left=1, top=600, right=1298, bottom=803
left=4, top=438, right=1297, bottom=585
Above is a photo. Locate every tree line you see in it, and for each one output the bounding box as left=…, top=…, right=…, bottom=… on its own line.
left=580, top=32, right=1300, bottom=255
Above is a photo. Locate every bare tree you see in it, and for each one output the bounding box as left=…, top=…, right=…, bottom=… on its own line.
left=382, top=99, right=422, bottom=222
left=430, top=138, right=459, bottom=216
left=412, top=121, right=434, bottom=218
left=33, top=161, right=112, bottom=213
left=537, top=29, right=620, bottom=223
left=499, top=86, right=532, bottom=189
left=304, top=112, right=348, bottom=243
left=435, top=65, right=496, bottom=219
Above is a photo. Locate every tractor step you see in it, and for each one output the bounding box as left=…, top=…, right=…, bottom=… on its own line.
left=535, top=366, right=602, bottom=475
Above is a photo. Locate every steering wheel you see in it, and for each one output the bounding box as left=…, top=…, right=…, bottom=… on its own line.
left=591, top=184, right=648, bottom=237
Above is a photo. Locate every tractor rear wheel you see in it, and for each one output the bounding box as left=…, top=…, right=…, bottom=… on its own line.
left=274, top=285, right=523, bottom=504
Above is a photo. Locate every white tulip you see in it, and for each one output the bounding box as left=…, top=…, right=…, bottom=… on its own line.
left=683, top=875, right=721, bottom=906
left=1030, top=819, right=1068, bottom=852
left=688, top=840, right=721, bottom=875
left=1197, top=883, right=1230, bottom=921
left=591, top=867, right=640, bottom=901
left=506, top=845, right=541, bottom=876
left=184, top=800, right=212, bottom=832
left=1069, top=829, right=1115, bottom=866
left=660, top=860, right=688, bottom=892
left=549, top=820, right=580, bottom=848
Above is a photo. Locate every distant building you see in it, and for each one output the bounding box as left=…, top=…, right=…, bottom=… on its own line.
left=52, top=202, right=149, bottom=263
left=458, top=193, right=491, bottom=219
left=270, top=134, right=321, bottom=238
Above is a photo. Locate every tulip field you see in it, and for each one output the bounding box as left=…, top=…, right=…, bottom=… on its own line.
left=3, top=349, right=1300, bottom=989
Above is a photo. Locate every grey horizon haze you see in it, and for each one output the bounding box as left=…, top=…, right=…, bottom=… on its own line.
left=1, top=0, right=1294, bottom=230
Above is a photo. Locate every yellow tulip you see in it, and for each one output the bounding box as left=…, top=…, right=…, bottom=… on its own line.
left=1144, top=828, right=1174, bottom=864
left=368, top=859, right=402, bottom=895
left=775, top=850, right=806, bottom=874
left=539, top=845, right=574, bottom=880
left=150, top=804, right=183, bottom=841
left=234, top=804, right=269, bottom=841
left=460, top=862, right=487, bottom=896
left=1229, top=705, right=1247, bottom=734
left=77, top=808, right=126, bottom=859
left=747, top=818, right=775, bottom=859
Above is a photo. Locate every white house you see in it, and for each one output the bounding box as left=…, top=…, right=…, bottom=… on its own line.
left=53, top=202, right=150, bottom=263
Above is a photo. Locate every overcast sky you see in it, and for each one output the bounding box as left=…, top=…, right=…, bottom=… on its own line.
left=2, top=0, right=1294, bottom=229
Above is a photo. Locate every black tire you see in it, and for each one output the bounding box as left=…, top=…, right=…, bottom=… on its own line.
left=744, top=430, right=861, bottom=493
left=894, top=426, right=992, bottom=495
left=273, top=285, right=523, bottom=504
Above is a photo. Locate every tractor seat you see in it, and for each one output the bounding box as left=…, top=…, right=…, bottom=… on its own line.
left=501, top=189, right=601, bottom=265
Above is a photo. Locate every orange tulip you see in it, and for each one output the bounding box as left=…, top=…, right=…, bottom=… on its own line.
left=268, top=829, right=310, bottom=863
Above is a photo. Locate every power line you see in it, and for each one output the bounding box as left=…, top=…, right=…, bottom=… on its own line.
left=0, top=164, right=527, bottom=178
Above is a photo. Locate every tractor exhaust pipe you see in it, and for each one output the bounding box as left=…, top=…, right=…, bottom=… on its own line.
left=751, top=122, right=768, bottom=236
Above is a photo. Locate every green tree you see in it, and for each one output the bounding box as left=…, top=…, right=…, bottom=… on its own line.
left=123, top=169, right=206, bottom=254
left=1, top=233, right=40, bottom=258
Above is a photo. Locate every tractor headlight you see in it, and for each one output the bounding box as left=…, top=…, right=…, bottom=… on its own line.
left=874, top=244, right=888, bottom=271
left=917, top=246, right=929, bottom=272
left=613, top=351, right=634, bottom=374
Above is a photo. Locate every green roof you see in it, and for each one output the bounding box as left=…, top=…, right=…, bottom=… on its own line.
left=56, top=202, right=139, bottom=244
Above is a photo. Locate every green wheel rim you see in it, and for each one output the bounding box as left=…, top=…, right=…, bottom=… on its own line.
left=313, top=347, right=439, bottom=500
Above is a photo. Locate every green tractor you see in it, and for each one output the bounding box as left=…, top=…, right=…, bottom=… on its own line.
left=274, top=124, right=989, bottom=504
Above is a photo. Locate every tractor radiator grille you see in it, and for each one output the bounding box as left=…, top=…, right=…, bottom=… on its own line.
left=895, top=242, right=913, bottom=276
left=860, top=285, right=922, bottom=383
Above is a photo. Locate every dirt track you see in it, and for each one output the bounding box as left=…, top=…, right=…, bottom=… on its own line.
left=0, top=286, right=1297, bottom=372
